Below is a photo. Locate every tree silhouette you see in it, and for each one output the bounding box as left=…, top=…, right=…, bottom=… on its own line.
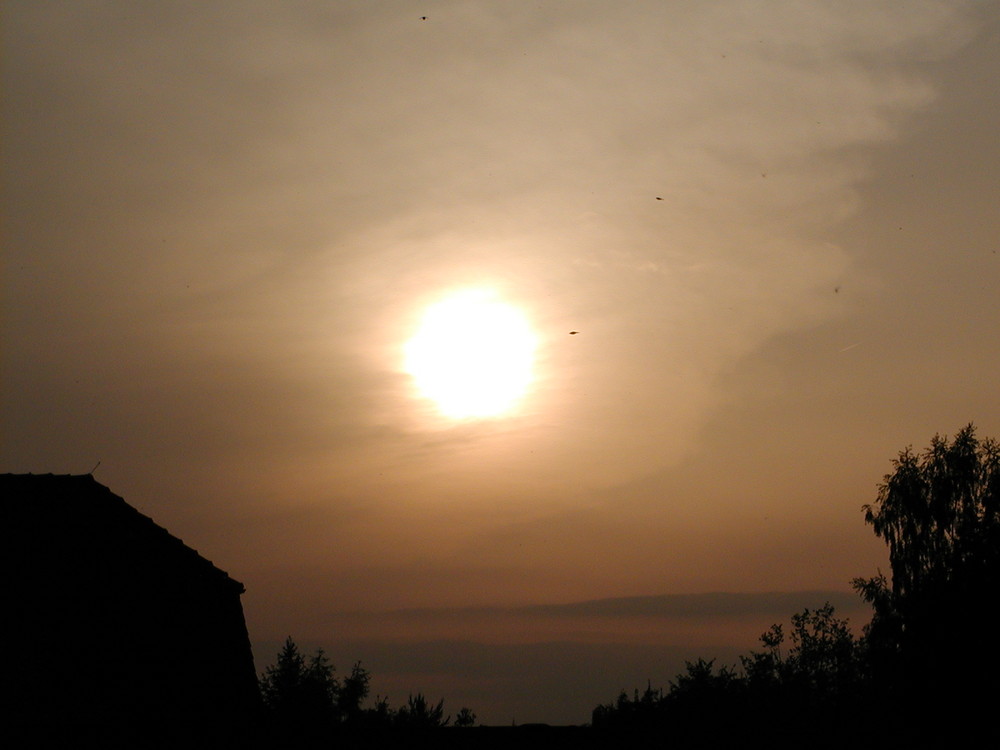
left=256, top=640, right=482, bottom=742
left=593, top=604, right=866, bottom=742
left=336, top=661, right=370, bottom=724
left=852, top=424, right=1000, bottom=735
left=782, top=604, right=863, bottom=700
left=454, top=706, right=477, bottom=727
left=361, top=694, right=394, bottom=729
left=667, top=659, right=744, bottom=741
left=258, top=637, right=339, bottom=744
left=593, top=425, right=999, bottom=742
left=394, top=693, right=450, bottom=729
left=592, top=681, right=667, bottom=732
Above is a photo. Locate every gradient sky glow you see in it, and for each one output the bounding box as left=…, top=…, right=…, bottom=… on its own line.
left=3, top=1, right=999, bottom=724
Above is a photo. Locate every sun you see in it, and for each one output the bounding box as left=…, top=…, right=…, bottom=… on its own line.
left=404, top=290, right=537, bottom=419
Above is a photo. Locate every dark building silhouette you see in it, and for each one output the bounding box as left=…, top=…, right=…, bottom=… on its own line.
left=4, top=473, right=260, bottom=745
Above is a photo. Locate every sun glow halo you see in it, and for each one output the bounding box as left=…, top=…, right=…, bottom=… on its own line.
left=404, top=291, right=537, bottom=419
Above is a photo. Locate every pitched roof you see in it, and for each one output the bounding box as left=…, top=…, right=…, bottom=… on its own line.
left=2, top=472, right=244, bottom=593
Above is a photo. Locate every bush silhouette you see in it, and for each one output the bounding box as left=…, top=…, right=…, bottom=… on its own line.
left=394, top=693, right=450, bottom=729
left=593, top=604, right=865, bottom=743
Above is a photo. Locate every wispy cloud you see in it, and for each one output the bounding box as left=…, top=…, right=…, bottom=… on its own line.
left=328, top=590, right=867, bottom=625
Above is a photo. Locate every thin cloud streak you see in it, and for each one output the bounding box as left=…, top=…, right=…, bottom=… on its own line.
left=371, top=590, right=863, bottom=620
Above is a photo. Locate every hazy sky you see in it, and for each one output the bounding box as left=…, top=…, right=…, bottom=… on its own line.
left=3, top=1, right=998, bottom=724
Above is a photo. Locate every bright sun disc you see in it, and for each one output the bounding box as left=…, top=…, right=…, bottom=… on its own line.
left=404, top=290, right=537, bottom=419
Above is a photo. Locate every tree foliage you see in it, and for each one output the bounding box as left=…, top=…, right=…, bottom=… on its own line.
left=454, top=706, right=477, bottom=728
left=336, top=661, right=370, bottom=722
left=259, top=637, right=341, bottom=743
left=394, top=693, right=450, bottom=729
left=852, top=424, right=1000, bottom=726
left=259, top=638, right=337, bottom=719
left=593, top=603, right=866, bottom=741
left=592, top=681, right=667, bottom=731
left=257, top=638, right=459, bottom=742
left=858, top=424, right=999, bottom=605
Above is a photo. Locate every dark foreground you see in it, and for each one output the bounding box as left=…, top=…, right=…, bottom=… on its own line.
left=14, top=721, right=978, bottom=750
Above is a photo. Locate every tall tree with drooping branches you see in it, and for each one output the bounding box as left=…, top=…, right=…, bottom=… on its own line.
left=854, top=424, right=1000, bottom=736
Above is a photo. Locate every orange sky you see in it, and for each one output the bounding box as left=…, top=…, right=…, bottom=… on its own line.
left=3, top=1, right=999, bottom=724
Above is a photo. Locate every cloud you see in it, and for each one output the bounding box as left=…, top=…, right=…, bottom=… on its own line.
left=340, top=589, right=867, bottom=625
left=4, top=2, right=976, bottom=483
left=263, top=588, right=871, bottom=650
left=516, top=590, right=863, bottom=618
left=3, top=0, right=984, bottom=630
